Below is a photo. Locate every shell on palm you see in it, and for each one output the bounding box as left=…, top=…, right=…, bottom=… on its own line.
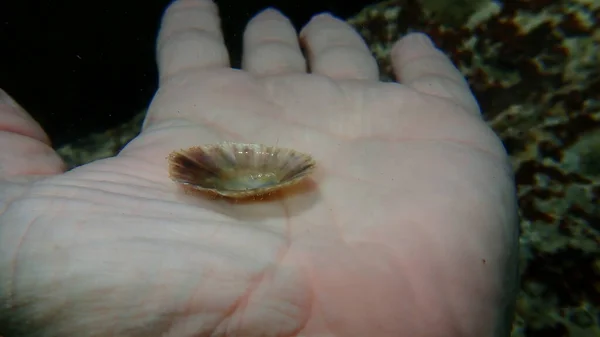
left=167, top=142, right=316, bottom=198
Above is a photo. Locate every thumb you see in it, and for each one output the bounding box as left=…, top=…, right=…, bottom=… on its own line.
left=0, top=88, right=65, bottom=179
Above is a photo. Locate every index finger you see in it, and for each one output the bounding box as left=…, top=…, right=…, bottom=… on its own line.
left=156, top=0, right=229, bottom=83
left=391, top=33, right=480, bottom=115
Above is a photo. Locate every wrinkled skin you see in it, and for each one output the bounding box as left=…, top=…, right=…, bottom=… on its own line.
left=0, top=1, right=519, bottom=336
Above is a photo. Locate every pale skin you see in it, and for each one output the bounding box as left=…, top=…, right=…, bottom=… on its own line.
left=0, top=0, right=519, bottom=336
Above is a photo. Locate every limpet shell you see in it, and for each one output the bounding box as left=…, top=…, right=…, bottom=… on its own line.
left=167, top=142, right=316, bottom=198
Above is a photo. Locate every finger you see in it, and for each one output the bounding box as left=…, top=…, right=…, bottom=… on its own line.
left=156, top=0, right=229, bottom=83
left=299, top=13, right=379, bottom=81
left=242, top=8, right=306, bottom=76
left=390, top=33, right=480, bottom=114
left=0, top=88, right=65, bottom=178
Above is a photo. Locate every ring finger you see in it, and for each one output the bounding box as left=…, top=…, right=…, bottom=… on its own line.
left=299, top=13, right=379, bottom=81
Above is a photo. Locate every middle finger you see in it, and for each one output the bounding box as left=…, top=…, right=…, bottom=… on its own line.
left=242, top=8, right=307, bottom=76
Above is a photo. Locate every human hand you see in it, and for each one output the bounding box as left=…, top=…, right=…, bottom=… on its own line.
left=0, top=0, right=519, bottom=336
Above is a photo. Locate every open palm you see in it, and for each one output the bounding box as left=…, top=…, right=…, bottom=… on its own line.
left=0, top=1, right=519, bottom=336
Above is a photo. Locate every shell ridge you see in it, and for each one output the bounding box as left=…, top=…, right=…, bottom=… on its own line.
left=169, top=150, right=220, bottom=182
left=211, top=144, right=237, bottom=170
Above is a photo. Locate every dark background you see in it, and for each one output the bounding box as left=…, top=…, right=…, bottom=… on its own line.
left=0, top=0, right=375, bottom=147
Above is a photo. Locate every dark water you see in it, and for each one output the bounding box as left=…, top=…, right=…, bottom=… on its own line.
left=0, top=0, right=374, bottom=147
